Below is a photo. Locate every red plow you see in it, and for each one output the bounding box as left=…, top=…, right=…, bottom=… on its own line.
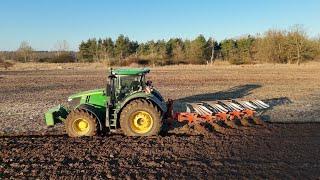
left=169, top=99, right=270, bottom=133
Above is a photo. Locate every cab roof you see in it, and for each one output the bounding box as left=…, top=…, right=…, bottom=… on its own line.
left=112, top=68, right=150, bottom=75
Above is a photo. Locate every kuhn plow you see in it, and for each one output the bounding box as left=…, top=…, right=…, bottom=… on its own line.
left=173, top=100, right=269, bottom=133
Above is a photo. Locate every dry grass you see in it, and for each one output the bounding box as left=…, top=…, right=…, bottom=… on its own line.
left=0, top=60, right=14, bottom=70
left=1, top=62, right=110, bottom=71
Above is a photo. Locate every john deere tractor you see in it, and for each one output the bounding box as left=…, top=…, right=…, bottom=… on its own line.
left=45, top=68, right=168, bottom=137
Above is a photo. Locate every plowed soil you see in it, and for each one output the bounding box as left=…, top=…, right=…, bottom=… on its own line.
left=1, top=63, right=320, bottom=178
left=1, top=124, right=320, bottom=179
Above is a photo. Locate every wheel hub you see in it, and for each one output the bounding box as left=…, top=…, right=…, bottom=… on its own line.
left=131, top=111, right=153, bottom=134
left=78, top=121, right=88, bottom=130
left=73, top=118, right=90, bottom=134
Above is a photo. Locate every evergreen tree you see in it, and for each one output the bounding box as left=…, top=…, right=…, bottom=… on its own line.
left=167, top=38, right=185, bottom=64
left=156, top=40, right=168, bottom=63
left=115, top=35, right=131, bottom=60
left=220, top=39, right=237, bottom=61
left=102, top=38, right=115, bottom=60
left=79, top=41, right=93, bottom=62
left=189, top=35, right=207, bottom=64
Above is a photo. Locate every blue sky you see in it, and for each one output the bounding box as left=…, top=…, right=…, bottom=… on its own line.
left=0, top=0, right=319, bottom=51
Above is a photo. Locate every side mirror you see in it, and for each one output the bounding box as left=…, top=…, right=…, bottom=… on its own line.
left=108, top=74, right=116, bottom=79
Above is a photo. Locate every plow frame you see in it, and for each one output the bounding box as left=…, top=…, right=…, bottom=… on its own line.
left=168, top=99, right=269, bottom=126
left=174, top=109, right=256, bottom=125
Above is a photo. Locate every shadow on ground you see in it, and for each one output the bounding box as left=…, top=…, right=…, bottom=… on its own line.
left=173, top=84, right=292, bottom=113
left=176, top=84, right=261, bottom=103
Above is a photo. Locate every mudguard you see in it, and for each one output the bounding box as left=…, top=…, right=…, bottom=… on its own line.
left=119, top=91, right=167, bottom=114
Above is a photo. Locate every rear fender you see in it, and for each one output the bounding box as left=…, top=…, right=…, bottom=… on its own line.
left=148, top=95, right=167, bottom=113
left=119, top=92, right=167, bottom=114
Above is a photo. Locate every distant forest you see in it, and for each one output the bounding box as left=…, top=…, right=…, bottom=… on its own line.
left=1, top=25, right=320, bottom=65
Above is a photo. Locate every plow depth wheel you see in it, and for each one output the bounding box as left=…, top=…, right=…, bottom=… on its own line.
left=120, top=99, right=162, bottom=136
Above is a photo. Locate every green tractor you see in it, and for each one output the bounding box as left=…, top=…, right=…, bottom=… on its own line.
left=45, top=68, right=169, bottom=137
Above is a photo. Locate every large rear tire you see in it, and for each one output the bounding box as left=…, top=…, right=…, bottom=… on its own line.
left=65, top=109, right=98, bottom=137
left=120, top=99, right=162, bottom=136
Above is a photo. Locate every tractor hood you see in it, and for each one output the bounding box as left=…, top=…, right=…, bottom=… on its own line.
left=68, top=88, right=104, bottom=101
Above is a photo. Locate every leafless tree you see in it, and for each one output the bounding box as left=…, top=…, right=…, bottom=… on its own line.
left=54, top=40, right=69, bottom=57
left=288, top=25, right=306, bottom=65
left=17, top=41, right=33, bottom=62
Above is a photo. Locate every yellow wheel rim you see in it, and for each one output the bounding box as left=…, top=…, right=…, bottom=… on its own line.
left=72, top=118, right=90, bottom=135
left=130, top=111, right=153, bottom=134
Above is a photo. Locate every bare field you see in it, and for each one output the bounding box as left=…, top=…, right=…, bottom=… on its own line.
left=1, top=62, right=320, bottom=178
left=1, top=62, right=319, bottom=134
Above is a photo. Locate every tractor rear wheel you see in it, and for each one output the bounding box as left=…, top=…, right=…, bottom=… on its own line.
left=120, top=99, right=162, bottom=136
left=65, top=109, right=97, bottom=137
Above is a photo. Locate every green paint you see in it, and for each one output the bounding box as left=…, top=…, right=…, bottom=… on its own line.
left=44, top=68, right=166, bottom=130
left=112, top=68, right=150, bottom=75
left=71, top=89, right=107, bottom=107
left=44, top=105, right=69, bottom=126
left=69, top=88, right=105, bottom=100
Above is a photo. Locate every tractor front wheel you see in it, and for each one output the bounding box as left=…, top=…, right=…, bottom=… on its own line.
left=65, top=109, right=98, bottom=137
left=120, top=99, right=162, bottom=136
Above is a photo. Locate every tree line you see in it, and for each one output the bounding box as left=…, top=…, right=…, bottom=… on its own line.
left=78, top=34, right=218, bottom=65
left=78, top=26, right=320, bottom=65
left=1, top=25, right=319, bottom=65
left=0, top=40, right=76, bottom=63
left=220, top=25, right=320, bottom=65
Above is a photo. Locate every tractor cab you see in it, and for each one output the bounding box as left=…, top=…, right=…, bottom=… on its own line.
left=108, top=68, right=151, bottom=102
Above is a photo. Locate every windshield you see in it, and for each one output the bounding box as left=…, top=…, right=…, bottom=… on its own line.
left=118, top=75, right=142, bottom=100
left=120, top=75, right=140, bottom=89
